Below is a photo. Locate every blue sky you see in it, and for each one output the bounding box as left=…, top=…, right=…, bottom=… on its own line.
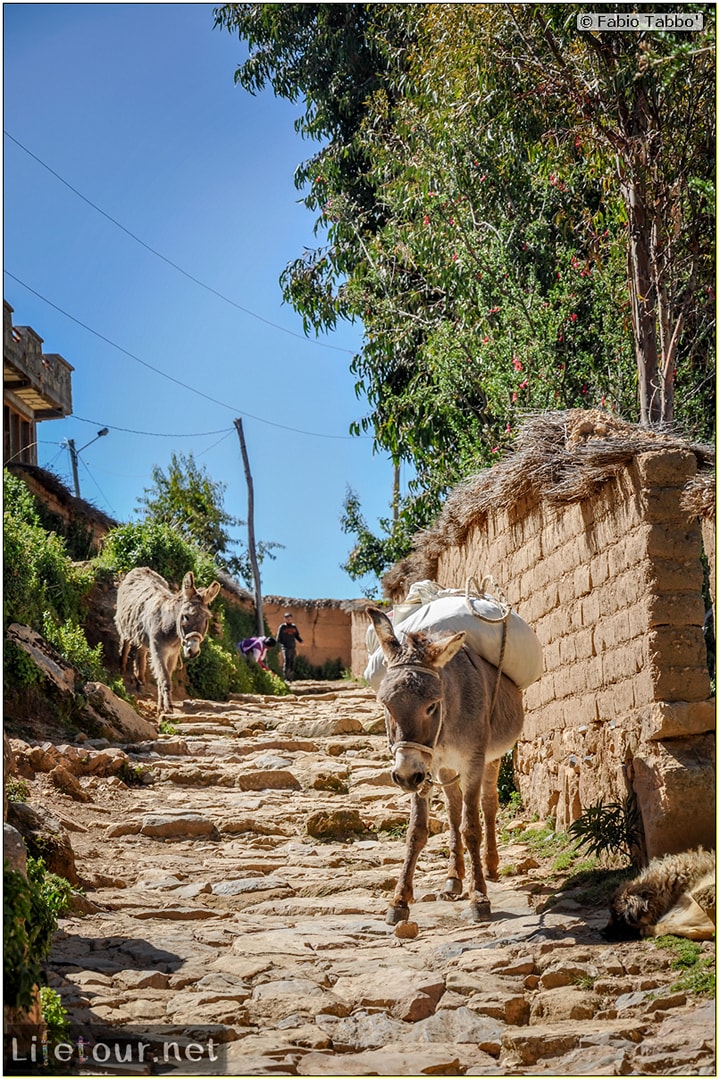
left=4, top=3, right=405, bottom=599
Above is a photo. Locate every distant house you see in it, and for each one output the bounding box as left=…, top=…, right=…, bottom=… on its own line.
left=3, top=299, right=73, bottom=466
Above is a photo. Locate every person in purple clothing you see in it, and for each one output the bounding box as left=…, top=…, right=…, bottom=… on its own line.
left=238, top=635, right=275, bottom=671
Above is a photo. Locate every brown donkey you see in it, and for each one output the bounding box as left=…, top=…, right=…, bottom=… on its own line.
left=115, top=567, right=220, bottom=714
left=368, top=607, right=525, bottom=923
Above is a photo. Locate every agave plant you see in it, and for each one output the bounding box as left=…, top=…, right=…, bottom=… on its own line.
left=569, top=794, right=641, bottom=865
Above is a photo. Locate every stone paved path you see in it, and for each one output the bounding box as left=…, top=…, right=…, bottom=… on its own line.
left=11, top=682, right=715, bottom=1074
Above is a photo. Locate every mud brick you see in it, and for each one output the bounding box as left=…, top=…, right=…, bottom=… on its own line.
left=650, top=593, right=706, bottom=628
left=589, top=551, right=610, bottom=588
left=649, top=626, right=708, bottom=669
left=634, top=448, right=697, bottom=487
left=646, top=522, right=702, bottom=560
left=642, top=487, right=689, bottom=523
left=651, top=666, right=711, bottom=702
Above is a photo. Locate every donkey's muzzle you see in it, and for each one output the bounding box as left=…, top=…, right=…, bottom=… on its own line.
left=182, top=635, right=202, bottom=659
left=391, top=769, right=429, bottom=792
left=391, top=744, right=433, bottom=794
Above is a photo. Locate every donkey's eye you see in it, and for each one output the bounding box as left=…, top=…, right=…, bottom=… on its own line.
left=427, top=702, right=439, bottom=716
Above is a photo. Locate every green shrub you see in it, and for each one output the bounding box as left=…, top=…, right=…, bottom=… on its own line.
left=212, top=595, right=257, bottom=644
left=26, top=856, right=75, bottom=938
left=568, top=795, right=641, bottom=865
left=42, top=613, right=106, bottom=684
left=6, top=778, right=29, bottom=804
left=40, top=611, right=129, bottom=700
left=4, top=864, right=40, bottom=1012
left=294, top=655, right=344, bottom=681
left=4, top=857, right=75, bottom=1012
left=4, top=511, right=92, bottom=632
left=4, top=470, right=41, bottom=526
left=186, top=636, right=240, bottom=700
left=39, top=986, right=69, bottom=1043
left=96, top=520, right=217, bottom=586
left=249, top=665, right=289, bottom=696
left=186, top=633, right=289, bottom=701
left=498, top=750, right=519, bottom=806
left=3, top=640, right=41, bottom=691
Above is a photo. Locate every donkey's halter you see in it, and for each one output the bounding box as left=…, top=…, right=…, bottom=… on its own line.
left=181, top=631, right=203, bottom=648
left=384, top=575, right=513, bottom=800
left=385, top=661, right=459, bottom=798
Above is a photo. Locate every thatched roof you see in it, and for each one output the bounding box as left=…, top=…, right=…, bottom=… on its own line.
left=264, top=596, right=368, bottom=612
left=680, top=473, right=717, bottom=521
left=216, top=570, right=254, bottom=605
left=383, top=409, right=715, bottom=598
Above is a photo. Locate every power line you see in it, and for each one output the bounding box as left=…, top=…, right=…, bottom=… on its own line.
left=77, top=455, right=117, bottom=517
left=4, top=272, right=372, bottom=441
left=71, top=414, right=232, bottom=438
left=196, top=429, right=237, bottom=459
left=4, top=129, right=353, bottom=356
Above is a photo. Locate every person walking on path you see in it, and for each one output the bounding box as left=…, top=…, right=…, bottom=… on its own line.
left=276, top=613, right=303, bottom=681
left=238, top=635, right=275, bottom=672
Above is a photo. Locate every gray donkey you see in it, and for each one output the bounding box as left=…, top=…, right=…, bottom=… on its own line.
left=368, top=607, right=525, bottom=924
left=115, top=567, right=221, bottom=714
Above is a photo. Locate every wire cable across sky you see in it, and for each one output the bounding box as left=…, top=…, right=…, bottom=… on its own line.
left=4, top=129, right=354, bottom=356
left=4, top=271, right=372, bottom=441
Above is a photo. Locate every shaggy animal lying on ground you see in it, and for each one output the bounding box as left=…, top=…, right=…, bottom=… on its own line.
left=604, top=848, right=715, bottom=941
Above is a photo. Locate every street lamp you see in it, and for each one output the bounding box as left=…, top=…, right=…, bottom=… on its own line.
left=67, top=428, right=109, bottom=499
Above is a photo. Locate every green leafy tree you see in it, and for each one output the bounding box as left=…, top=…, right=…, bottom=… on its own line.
left=218, top=3, right=715, bottom=588
left=136, top=451, right=280, bottom=586
left=486, top=4, right=715, bottom=428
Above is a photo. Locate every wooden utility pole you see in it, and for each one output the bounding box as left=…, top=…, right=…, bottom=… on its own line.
left=234, top=418, right=264, bottom=636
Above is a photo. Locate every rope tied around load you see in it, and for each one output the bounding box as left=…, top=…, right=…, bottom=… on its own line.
left=465, top=575, right=512, bottom=724
left=388, top=575, right=514, bottom=799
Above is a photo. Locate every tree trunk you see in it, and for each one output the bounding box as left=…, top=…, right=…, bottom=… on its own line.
left=234, top=418, right=264, bottom=636
left=625, top=178, right=662, bottom=426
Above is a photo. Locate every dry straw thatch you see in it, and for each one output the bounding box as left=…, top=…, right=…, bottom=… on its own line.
left=680, top=473, right=717, bottom=521
left=383, top=409, right=715, bottom=598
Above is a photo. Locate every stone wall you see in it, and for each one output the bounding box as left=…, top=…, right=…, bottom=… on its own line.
left=9, top=463, right=116, bottom=552
left=350, top=608, right=375, bottom=677
left=387, top=445, right=715, bottom=860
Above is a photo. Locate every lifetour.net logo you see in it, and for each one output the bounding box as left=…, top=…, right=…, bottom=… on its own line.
left=4, top=1025, right=228, bottom=1075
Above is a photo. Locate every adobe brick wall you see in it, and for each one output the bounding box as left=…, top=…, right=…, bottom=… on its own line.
left=701, top=519, right=715, bottom=613
left=264, top=599, right=354, bottom=670
left=402, top=448, right=713, bottom=859
left=351, top=608, right=375, bottom=677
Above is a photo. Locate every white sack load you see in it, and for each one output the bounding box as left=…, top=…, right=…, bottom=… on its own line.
left=364, top=590, right=543, bottom=692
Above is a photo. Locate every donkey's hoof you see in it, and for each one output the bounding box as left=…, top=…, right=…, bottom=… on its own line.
left=386, top=905, right=410, bottom=926
left=469, top=897, right=492, bottom=922
left=444, top=877, right=463, bottom=898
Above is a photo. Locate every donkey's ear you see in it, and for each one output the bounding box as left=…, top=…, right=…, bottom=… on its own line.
left=368, top=607, right=402, bottom=662
left=182, top=571, right=197, bottom=597
left=202, top=581, right=221, bottom=605
left=423, top=631, right=466, bottom=669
